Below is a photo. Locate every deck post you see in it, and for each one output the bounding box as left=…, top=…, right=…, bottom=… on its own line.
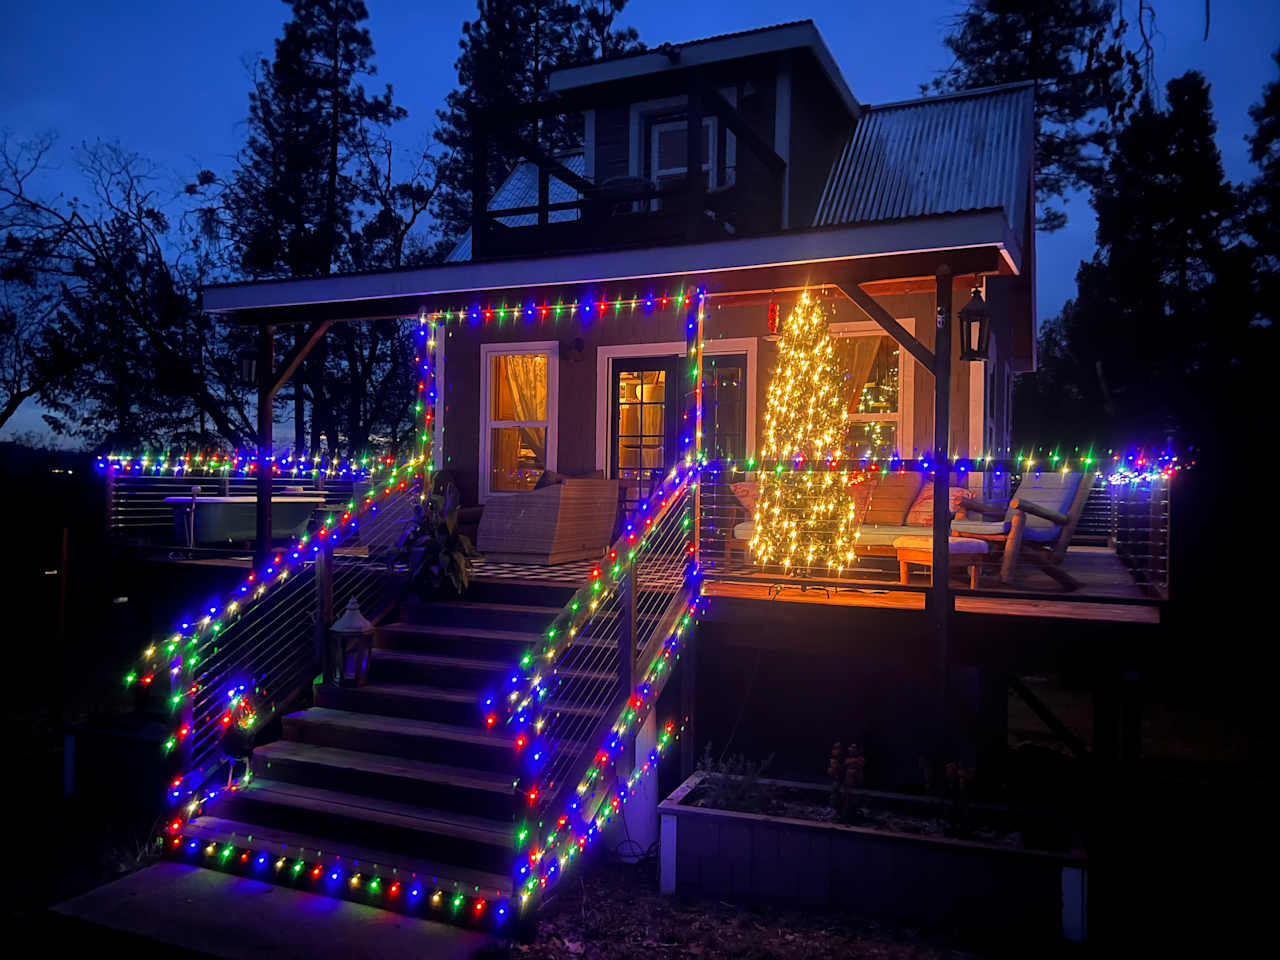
left=314, top=536, right=335, bottom=683
left=255, top=323, right=274, bottom=571
left=686, top=80, right=705, bottom=242
left=618, top=560, right=638, bottom=775
left=932, top=267, right=953, bottom=755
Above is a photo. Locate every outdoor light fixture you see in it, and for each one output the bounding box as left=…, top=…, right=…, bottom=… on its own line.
left=238, top=350, right=258, bottom=387
left=958, top=287, right=990, bottom=362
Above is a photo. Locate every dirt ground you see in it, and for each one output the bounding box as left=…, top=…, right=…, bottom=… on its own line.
left=511, top=859, right=1016, bottom=960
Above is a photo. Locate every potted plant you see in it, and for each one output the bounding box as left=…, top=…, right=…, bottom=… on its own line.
left=398, top=476, right=478, bottom=598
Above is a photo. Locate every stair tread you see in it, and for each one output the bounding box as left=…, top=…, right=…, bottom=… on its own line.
left=285, top=707, right=508, bottom=749
left=233, top=778, right=512, bottom=848
left=373, top=649, right=617, bottom=682
left=381, top=623, right=545, bottom=642
left=183, top=814, right=511, bottom=896
left=410, top=601, right=564, bottom=616
left=256, top=741, right=512, bottom=794
left=352, top=682, right=481, bottom=704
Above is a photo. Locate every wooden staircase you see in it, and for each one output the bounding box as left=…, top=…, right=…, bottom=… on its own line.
left=190, top=587, right=608, bottom=919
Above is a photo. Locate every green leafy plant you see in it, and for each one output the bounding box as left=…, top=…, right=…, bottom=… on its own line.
left=399, top=477, right=477, bottom=597
left=694, top=744, right=778, bottom=814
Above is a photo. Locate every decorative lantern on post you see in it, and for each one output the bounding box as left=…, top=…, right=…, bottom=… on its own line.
left=328, top=597, right=374, bottom=687
left=958, top=287, right=991, bottom=362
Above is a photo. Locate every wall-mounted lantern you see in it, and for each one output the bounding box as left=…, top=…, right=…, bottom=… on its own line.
left=958, top=288, right=991, bottom=362
left=238, top=350, right=258, bottom=387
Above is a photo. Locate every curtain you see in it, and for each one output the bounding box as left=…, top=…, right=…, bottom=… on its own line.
left=846, top=336, right=884, bottom=414
left=501, top=354, right=547, bottom=466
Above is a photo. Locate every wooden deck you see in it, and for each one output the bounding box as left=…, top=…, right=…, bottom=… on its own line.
left=700, top=546, right=1160, bottom=623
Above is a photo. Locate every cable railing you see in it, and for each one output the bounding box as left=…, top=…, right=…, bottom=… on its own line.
left=695, top=460, right=1173, bottom=603
left=482, top=466, right=696, bottom=906
left=125, top=461, right=425, bottom=818
left=1110, top=474, right=1171, bottom=600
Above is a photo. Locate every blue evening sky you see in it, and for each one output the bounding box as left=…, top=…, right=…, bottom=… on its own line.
left=2, top=1, right=1277, bottom=441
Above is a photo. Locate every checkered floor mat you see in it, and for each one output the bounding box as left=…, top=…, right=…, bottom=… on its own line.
left=470, top=558, right=596, bottom=584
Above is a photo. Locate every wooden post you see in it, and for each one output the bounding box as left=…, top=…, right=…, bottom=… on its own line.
left=686, top=82, right=705, bottom=242
left=932, top=267, right=953, bottom=754
left=618, top=559, right=638, bottom=775
left=471, top=112, right=488, bottom=260
left=537, top=165, right=550, bottom=227
left=314, top=537, right=335, bottom=683
left=255, top=323, right=274, bottom=571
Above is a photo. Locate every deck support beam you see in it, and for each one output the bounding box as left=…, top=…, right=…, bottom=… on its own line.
left=256, top=323, right=275, bottom=572
left=839, top=281, right=935, bottom=374
left=253, top=318, right=332, bottom=568
left=932, top=266, right=953, bottom=756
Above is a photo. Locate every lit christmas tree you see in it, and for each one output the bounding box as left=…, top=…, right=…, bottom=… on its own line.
left=751, top=295, right=862, bottom=574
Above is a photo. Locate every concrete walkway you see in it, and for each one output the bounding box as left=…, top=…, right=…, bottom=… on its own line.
left=51, top=862, right=503, bottom=959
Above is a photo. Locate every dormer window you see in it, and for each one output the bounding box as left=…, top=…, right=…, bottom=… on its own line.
left=650, top=116, right=716, bottom=194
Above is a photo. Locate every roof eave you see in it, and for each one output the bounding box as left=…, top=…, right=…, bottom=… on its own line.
left=202, top=210, right=1018, bottom=316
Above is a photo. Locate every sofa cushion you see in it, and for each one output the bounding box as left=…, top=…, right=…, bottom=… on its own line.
left=729, top=480, right=759, bottom=515
left=905, top=482, right=973, bottom=525
left=733, top=520, right=755, bottom=541
left=862, top=472, right=924, bottom=526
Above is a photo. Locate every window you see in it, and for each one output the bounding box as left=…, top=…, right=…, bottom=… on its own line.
left=650, top=117, right=716, bottom=196
left=480, top=344, right=558, bottom=498
left=826, top=320, right=914, bottom=459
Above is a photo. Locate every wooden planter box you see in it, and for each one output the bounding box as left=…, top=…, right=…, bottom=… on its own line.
left=477, top=478, right=619, bottom=564
left=659, top=772, right=1087, bottom=942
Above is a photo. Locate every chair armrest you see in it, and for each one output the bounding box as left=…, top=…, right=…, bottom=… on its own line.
left=958, top=497, right=1005, bottom=518
left=1010, top=497, right=1069, bottom=526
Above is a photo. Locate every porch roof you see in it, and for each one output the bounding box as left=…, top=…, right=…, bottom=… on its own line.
left=201, top=209, right=1018, bottom=324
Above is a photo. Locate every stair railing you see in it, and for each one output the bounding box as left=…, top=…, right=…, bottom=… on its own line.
left=127, top=463, right=424, bottom=824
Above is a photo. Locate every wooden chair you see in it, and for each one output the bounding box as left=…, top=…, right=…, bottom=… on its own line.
left=956, top=471, right=1096, bottom=590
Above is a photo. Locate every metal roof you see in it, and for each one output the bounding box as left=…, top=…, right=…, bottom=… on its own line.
left=445, top=153, right=585, bottom=263
left=813, top=83, right=1034, bottom=234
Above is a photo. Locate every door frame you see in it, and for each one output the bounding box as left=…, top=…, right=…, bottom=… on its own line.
left=595, top=338, right=757, bottom=476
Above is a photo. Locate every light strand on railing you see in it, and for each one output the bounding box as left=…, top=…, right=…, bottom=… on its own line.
left=96, top=451, right=400, bottom=479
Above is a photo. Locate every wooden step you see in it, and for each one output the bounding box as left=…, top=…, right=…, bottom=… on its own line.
left=368, top=649, right=618, bottom=692
left=282, top=707, right=517, bottom=773
left=207, top=778, right=514, bottom=875
left=375, top=621, right=620, bottom=658
left=317, top=681, right=484, bottom=726
left=179, top=814, right=512, bottom=898
left=252, top=740, right=514, bottom=820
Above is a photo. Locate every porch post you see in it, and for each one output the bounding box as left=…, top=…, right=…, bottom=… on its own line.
left=932, top=267, right=953, bottom=751
left=256, top=323, right=274, bottom=571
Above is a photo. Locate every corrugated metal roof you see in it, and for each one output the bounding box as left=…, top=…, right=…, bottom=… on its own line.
left=813, top=83, right=1033, bottom=232
left=446, top=152, right=585, bottom=263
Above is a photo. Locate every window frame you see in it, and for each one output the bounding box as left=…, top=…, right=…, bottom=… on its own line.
left=478, top=340, right=559, bottom=502
left=828, top=318, right=915, bottom=457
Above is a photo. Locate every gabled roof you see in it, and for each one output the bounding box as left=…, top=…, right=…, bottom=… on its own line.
left=550, top=19, right=860, bottom=121
left=814, top=82, right=1035, bottom=241
left=446, top=153, right=585, bottom=263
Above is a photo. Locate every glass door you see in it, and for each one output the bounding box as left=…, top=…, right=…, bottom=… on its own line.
left=610, top=357, right=679, bottom=513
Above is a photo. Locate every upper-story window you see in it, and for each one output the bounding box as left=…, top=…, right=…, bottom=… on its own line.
left=650, top=116, right=716, bottom=193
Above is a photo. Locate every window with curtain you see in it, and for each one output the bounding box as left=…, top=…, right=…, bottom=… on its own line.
left=487, top=352, right=550, bottom=493
left=840, top=334, right=901, bottom=458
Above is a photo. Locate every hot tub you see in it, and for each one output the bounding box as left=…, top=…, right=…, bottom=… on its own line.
left=164, top=494, right=324, bottom=546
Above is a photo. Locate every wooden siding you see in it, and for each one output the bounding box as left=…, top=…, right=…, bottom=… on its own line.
left=439, top=281, right=999, bottom=505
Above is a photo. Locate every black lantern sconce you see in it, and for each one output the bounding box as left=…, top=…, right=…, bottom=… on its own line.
left=958, top=287, right=990, bottom=362
left=238, top=350, right=258, bottom=387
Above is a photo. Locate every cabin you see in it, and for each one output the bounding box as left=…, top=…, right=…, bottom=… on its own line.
left=115, top=20, right=1171, bottom=943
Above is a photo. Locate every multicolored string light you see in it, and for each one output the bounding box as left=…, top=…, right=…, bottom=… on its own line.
left=425, top=289, right=697, bottom=325
left=96, top=451, right=399, bottom=479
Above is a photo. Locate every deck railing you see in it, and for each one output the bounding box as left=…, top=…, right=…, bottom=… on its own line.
left=495, top=468, right=697, bottom=904
left=139, top=469, right=423, bottom=809
left=102, top=470, right=361, bottom=547
left=1110, top=474, right=1172, bottom=600
left=694, top=464, right=1172, bottom=603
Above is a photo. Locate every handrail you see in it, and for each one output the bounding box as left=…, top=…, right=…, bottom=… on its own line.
left=124, top=461, right=425, bottom=822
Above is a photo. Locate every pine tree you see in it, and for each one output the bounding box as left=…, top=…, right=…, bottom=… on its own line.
left=1245, top=48, right=1280, bottom=332
left=226, top=0, right=405, bottom=279
left=431, top=1, right=643, bottom=255
left=1014, top=72, right=1246, bottom=447
left=931, top=0, right=1145, bottom=231
left=751, top=296, right=861, bottom=575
